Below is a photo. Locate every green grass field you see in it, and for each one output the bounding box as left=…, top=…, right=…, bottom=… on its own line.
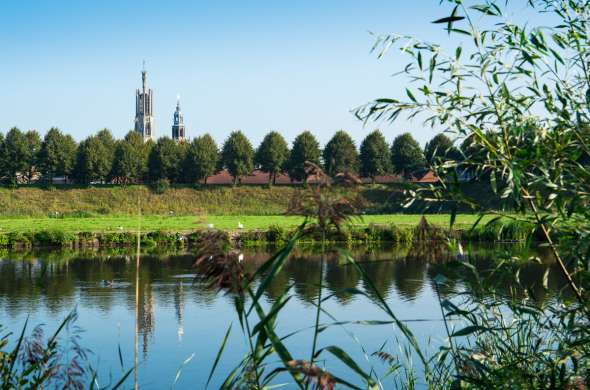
left=0, top=214, right=490, bottom=234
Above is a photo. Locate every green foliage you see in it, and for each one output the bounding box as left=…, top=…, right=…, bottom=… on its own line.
left=221, top=131, right=254, bottom=185
left=0, top=311, right=91, bottom=389
left=23, top=130, right=41, bottom=183
left=33, top=229, right=76, bottom=247
left=74, top=129, right=115, bottom=184
left=183, top=134, right=219, bottom=184
left=287, top=130, right=321, bottom=182
left=150, top=178, right=170, bottom=194
left=424, top=133, right=460, bottom=166
left=255, top=131, right=289, bottom=185
left=38, top=128, right=77, bottom=183
left=463, top=219, right=534, bottom=242
left=1, top=128, right=29, bottom=184
left=265, top=224, right=287, bottom=243
left=360, top=129, right=392, bottom=182
left=111, top=131, right=148, bottom=184
left=353, top=0, right=590, bottom=387
left=322, top=130, right=359, bottom=176
left=390, top=132, right=427, bottom=178
left=148, top=137, right=184, bottom=183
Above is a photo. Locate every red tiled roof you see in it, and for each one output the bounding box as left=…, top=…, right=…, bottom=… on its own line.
left=411, top=170, right=440, bottom=183
left=206, top=170, right=234, bottom=184
left=361, top=174, right=403, bottom=184
left=205, top=169, right=410, bottom=185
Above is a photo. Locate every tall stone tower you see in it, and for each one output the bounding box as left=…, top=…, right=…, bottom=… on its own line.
left=134, top=66, right=154, bottom=141
left=171, top=97, right=185, bottom=142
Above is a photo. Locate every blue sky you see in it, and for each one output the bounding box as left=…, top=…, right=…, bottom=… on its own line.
left=0, top=1, right=490, bottom=146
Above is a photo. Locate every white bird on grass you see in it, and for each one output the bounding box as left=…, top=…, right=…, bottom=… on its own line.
left=207, top=223, right=214, bottom=229
left=237, top=222, right=244, bottom=229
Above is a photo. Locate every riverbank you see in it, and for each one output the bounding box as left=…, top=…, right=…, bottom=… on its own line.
left=0, top=183, right=505, bottom=217
left=0, top=214, right=485, bottom=233
left=0, top=214, right=533, bottom=249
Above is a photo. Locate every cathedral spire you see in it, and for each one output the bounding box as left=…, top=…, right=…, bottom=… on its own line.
left=141, top=60, right=147, bottom=92
left=134, top=65, right=154, bottom=141
left=171, top=95, right=185, bottom=142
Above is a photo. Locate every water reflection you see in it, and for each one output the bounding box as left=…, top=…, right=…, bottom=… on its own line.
left=0, top=243, right=568, bottom=378
left=0, top=245, right=566, bottom=309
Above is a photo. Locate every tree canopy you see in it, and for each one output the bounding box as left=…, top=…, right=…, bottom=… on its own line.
left=148, top=137, right=185, bottom=183
left=74, top=129, right=116, bottom=184
left=39, top=128, right=77, bottom=183
left=424, top=133, right=460, bottom=165
left=288, top=131, right=321, bottom=182
left=2, top=128, right=30, bottom=184
left=360, top=130, right=391, bottom=182
left=183, top=134, right=219, bottom=184
left=221, top=131, right=254, bottom=185
left=255, top=131, right=289, bottom=185
left=111, top=131, right=148, bottom=184
left=23, top=130, right=41, bottom=183
left=390, top=133, right=427, bottom=177
left=323, top=130, right=359, bottom=176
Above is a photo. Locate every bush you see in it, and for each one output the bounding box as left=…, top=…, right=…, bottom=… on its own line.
left=7, top=232, right=32, bottom=248
left=390, top=224, right=414, bottom=244
left=33, top=230, right=76, bottom=247
left=266, top=225, right=286, bottom=243
left=150, top=178, right=170, bottom=194
left=98, top=232, right=136, bottom=246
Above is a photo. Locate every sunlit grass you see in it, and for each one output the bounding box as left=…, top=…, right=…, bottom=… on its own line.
left=0, top=214, right=492, bottom=233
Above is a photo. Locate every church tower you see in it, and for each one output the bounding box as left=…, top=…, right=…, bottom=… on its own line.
left=134, top=66, right=154, bottom=141
left=171, top=97, right=185, bottom=142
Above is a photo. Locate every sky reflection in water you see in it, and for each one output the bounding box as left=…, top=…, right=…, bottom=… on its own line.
left=0, top=244, right=564, bottom=388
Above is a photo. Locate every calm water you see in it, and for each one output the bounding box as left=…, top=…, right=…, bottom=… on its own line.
left=0, top=244, right=564, bottom=388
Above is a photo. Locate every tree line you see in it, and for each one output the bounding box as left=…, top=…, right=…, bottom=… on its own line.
left=0, top=127, right=461, bottom=186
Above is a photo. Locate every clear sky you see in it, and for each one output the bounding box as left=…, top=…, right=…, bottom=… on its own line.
left=0, top=1, right=490, bottom=147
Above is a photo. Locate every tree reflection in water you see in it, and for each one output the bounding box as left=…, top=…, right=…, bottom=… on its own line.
left=0, top=242, right=567, bottom=368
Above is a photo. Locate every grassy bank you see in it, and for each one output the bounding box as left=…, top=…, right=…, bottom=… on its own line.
left=0, top=183, right=506, bottom=217
left=0, top=214, right=487, bottom=234
left=0, top=214, right=537, bottom=250
left=0, top=185, right=359, bottom=216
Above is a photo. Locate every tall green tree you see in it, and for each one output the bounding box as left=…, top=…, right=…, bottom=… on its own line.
left=148, top=137, right=184, bottom=183
left=1, top=128, right=29, bottom=184
left=39, top=128, right=77, bottom=183
left=183, top=134, right=219, bottom=184
left=287, top=131, right=321, bottom=182
left=323, top=130, right=359, bottom=176
left=390, top=133, right=427, bottom=178
left=74, top=129, right=115, bottom=184
left=255, top=131, right=289, bottom=185
left=359, top=130, right=391, bottom=183
left=111, top=131, right=146, bottom=184
left=221, top=131, right=254, bottom=185
left=24, top=130, right=41, bottom=183
left=424, top=133, right=460, bottom=165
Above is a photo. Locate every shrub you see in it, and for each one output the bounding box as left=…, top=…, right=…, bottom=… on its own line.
left=33, top=230, right=76, bottom=247
left=150, top=178, right=170, bottom=194
left=266, top=225, right=286, bottom=243
left=7, top=232, right=32, bottom=248
left=98, top=232, right=136, bottom=246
